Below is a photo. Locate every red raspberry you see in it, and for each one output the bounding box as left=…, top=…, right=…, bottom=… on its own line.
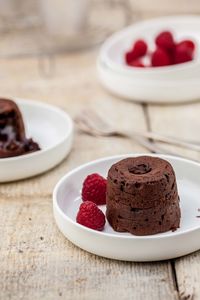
left=125, top=39, right=147, bottom=65
left=125, top=51, right=135, bottom=65
left=151, top=47, right=172, bottom=67
left=82, top=173, right=107, bottom=205
left=129, top=59, right=145, bottom=68
left=174, top=46, right=193, bottom=64
left=176, top=40, right=195, bottom=55
left=132, top=39, right=148, bottom=58
left=155, top=31, right=175, bottom=50
left=76, top=201, right=106, bottom=231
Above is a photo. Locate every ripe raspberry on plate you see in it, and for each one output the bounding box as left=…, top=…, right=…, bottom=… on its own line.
left=76, top=201, right=106, bottom=231
left=124, top=30, right=196, bottom=68
left=174, top=40, right=195, bottom=64
left=155, top=31, right=175, bottom=51
left=82, top=173, right=107, bottom=205
left=125, top=39, right=147, bottom=66
left=151, top=47, right=172, bottom=67
left=176, top=40, right=195, bottom=55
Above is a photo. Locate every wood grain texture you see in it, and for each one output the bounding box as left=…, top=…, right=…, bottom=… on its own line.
left=147, top=103, right=200, bottom=160
left=0, top=52, right=147, bottom=198
left=0, top=196, right=178, bottom=300
left=0, top=2, right=200, bottom=298
left=175, top=252, right=200, bottom=300
left=148, top=103, right=200, bottom=300
left=0, top=49, right=179, bottom=300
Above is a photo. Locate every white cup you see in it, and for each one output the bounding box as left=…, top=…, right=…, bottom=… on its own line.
left=40, top=0, right=89, bottom=36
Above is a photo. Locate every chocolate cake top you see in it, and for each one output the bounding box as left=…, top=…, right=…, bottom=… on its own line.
left=108, top=156, right=174, bottom=182
left=107, top=156, right=176, bottom=196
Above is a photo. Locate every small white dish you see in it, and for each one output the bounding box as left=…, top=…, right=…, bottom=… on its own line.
left=98, top=59, right=200, bottom=103
left=0, top=99, right=73, bottom=182
left=98, top=15, right=200, bottom=103
left=53, top=154, right=200, bottom=262
left=100, top=15, right=200, bottom=74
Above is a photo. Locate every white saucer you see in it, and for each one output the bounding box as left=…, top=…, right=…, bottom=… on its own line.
left=98, top=59, right=200, bottom=103
left=98, top=15, right=200, bottom=103
left=53, top=154, right=200, bottom=262
left=100, top=15, right=200, bottom=73
left=0, top=99, right=73, bottom=182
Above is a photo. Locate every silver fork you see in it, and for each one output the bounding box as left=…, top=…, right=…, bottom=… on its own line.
left=75, top=111, right=179, bottom=155
left=75, top=109, right=200, bottom=153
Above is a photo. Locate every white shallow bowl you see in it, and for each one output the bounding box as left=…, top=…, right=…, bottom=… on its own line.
left=0, top=99, right=73, bottom=182
left=98, top=15, right=200, bottom=103
left=98, top=59, right=200, bottom=103
left=100, top=15, right=200, bottom=76
left=53, top=154, right=200, bottom=262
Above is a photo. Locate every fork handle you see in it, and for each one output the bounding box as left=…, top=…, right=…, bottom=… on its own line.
left=131, top=130, right=200, bottom=152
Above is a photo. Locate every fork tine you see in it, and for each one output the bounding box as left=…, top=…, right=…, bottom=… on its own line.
left=84, top=109, right=113, bottom=131
left=75, top=114, right=110, bottom=136
left=77, top=110, right=112, bottom=134
left=77, top=113, right=105, bottom=133
left=75, top=118, right=102, bottom=136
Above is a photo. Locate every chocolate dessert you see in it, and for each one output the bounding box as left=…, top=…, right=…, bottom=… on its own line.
left=106, top=156, right=181, bottom=236
left=0, top=98, right=40, bottom=158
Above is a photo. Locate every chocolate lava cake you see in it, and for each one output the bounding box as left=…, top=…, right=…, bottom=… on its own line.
left=0, top=98, right=40, bottom=158
left=106, top=156, right=181, bottom=236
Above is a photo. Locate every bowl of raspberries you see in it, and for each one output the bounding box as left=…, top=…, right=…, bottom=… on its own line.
left=125, top=31, right=196, bottom=68
left=98, top=15, right=200, bottom=103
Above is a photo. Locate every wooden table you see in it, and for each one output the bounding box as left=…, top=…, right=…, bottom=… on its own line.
left=1, top=18, right=200, bottom=300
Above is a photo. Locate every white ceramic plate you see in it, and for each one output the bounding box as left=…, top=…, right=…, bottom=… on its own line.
left=0, top=99, right=73, bottom=182
left=53, top=154, right=200, bottom=262
left=98, top=15, right=200, bottom=103
left=98, top=59, right=200, bottom=103
left=100, top=15, right=200, bottom=73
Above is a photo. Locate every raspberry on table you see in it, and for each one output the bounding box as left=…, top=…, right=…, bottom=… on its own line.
left=76, top=201, right=106, bottom=231
left=155, top=31, right=175, bottom=50
left=82, top=173, right=107, bottom=205
left=151, top=47, right=172, bottom=67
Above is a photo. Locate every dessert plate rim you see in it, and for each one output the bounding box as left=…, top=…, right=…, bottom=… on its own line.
left=53, top=153, right=200, bottom=240
left=0, top=98, right=73, bottom=162
left=0, top=98, right=73, bottom=182
left=97, top=15, right=200, bottom=103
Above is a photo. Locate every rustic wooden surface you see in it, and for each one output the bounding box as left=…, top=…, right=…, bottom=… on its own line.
left=0, top=4, right=200, bottom=300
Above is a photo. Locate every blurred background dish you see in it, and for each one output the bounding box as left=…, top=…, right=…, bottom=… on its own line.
left=98, top=58, right=200, bottom=103
left=0, top=99, right=73, bottom=182
left=98, top=15, right=200, bottom=103
left=99, top=15, right=200, bottom=72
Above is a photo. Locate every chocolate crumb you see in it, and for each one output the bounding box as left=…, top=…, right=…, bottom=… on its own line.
left=40, top=236, right=44, bottom=240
